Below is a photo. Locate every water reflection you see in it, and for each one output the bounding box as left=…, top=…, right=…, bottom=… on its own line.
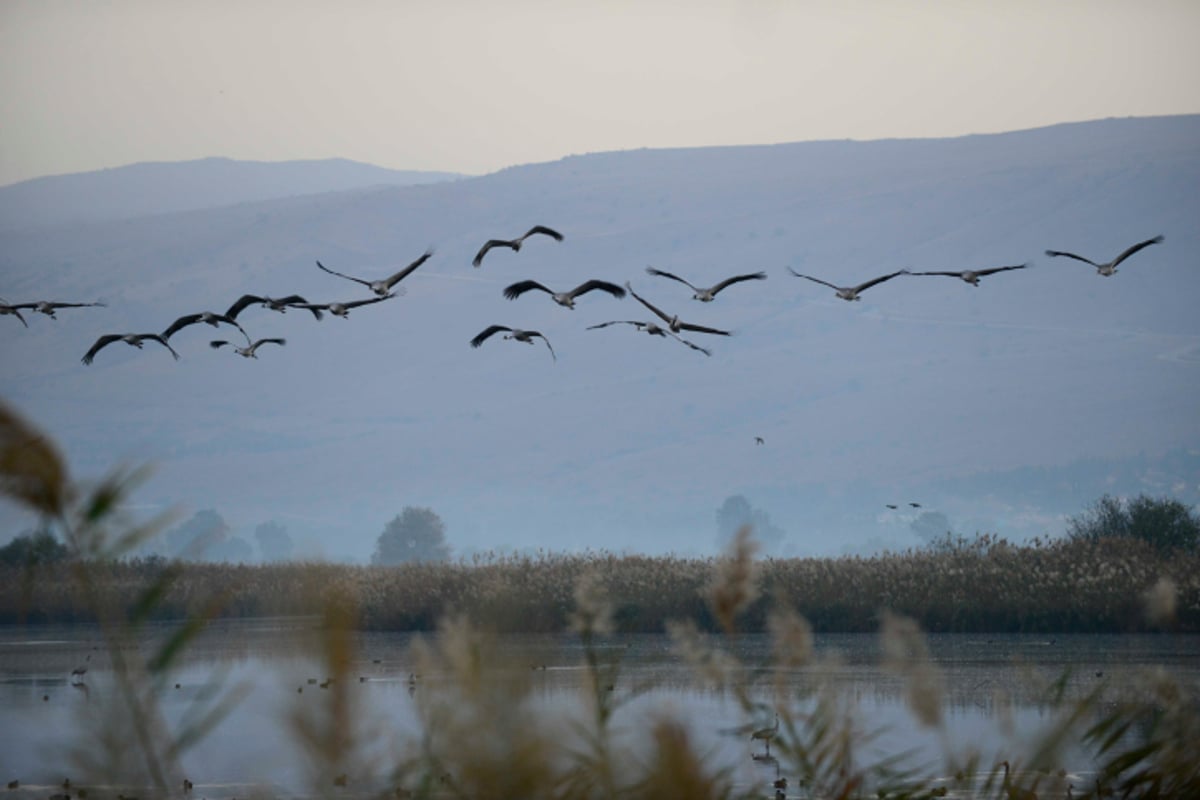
left=1, top=622, right=1196, bottom=797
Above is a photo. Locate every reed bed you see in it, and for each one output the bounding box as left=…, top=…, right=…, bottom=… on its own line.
left=3, top=403, right=1199, bottom=799
left=2, top=534, right=1196, bottom=632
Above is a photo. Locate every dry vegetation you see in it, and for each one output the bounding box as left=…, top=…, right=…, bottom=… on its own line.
left=2, top=534, right=1198, bottom=633
left=4, top=402, right=1200, bottom=798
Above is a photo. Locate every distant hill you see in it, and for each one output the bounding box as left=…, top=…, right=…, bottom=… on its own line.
left=2, top=116, right=1197, bottom=560
left=0, top=157, right=463, bottom=232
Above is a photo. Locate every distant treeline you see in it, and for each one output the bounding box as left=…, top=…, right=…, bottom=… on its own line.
left=1, top=533, right=1195, bottom=633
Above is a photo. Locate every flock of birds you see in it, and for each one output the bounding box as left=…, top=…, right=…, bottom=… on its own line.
left=1, top=229, right=1167, bottom=367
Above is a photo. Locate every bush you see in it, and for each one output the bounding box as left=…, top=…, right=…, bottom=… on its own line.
left=0, top=530, right=69, bottom=566
left=1068, top=493, right=1200, bottom=554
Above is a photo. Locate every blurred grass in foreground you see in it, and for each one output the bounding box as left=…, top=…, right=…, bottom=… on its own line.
left=3, top=400, right=1199, bottom=798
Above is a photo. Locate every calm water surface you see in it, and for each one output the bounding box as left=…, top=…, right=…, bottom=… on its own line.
left=1, top=620, right=1196, bottom=798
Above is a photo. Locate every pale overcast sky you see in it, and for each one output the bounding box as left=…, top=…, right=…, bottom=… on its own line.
left=2, top=0, right=1198, bottom=186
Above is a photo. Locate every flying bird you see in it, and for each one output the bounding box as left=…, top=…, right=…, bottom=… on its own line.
left=786, top=267, right=908, bottom=300
left=644, top=266, right=767, bottom=301
left=1044, top=235, right=1164, bottom=276
left=226, top=294, right=324, bottom=320
left=909, top=502, right=922, bottom=508
left=906, top=264, right=1028, bottom=286
left=755, top=437, right=765, bottom=445
left=5, top=300, right=106, bottom=319
left=469, top=325, right=556, bottom=361
left=293, top=295, right=393, bottom=318
left=625, top=283, right=732, bottom=336
left=210, top=338, right=286, bottom=358
left=502, top=279, right=625, bottom=309
left=0, top=302, right=29, bottom=327
left=472, top=225, right=564, bottom=267
left=886, top=504, right=899, bottom=510
left=82, top=333, right=179, bottom=365
left=315, top=248, right=434, bottom=297
left=586, top=320, right=712, bottom=355
left=161, top=311, right=247, bottom=341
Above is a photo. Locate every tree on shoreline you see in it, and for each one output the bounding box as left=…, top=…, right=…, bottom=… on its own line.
left=372, top=506, right=450, bottom=565
left=1068, top=494, right=1199, bottom=554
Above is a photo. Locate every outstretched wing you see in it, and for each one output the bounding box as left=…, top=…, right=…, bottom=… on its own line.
left=570, top=279, right=625, bottom=299
left=141, top=334, right=180, bottom=360
left=907, top=270, right=959, bottom=278
left=343, top=296, right=392, bottom=310
left=276, top=295, right=324, bottom=319
left=46, top=301, right=106, bottom=310
left=1110, top=235, right=1164, bottom=268
left=384, top=248, right=435, bottom=288
left=226, top=294, right=267, bottom=319
left=677, top=320, right=731, bottom=336
left=210, top=340, right=233, bottom=350
left=470, top=325, right=512, bottom=348
left=853, top=270, right=908, bottom=293
left=786, top=268, right=840, bottom=291
left=1044, top=249, right=1100, bottom=268
left=161, top=313, right=203, bottom=340
left=973, top=264, right=1028, bottom=277
left=625, top=283, right=674, bottom=326
left=316, top=260, right=371, bottom=288
left=531, top=332, right=557, bottom=361
left=666, top=331, right=712, bottom=356
left=251, top=338, right=287, bottom=353
left=473, top=239, right=514, bottom=267
left=645, top=266, right=698, bottom=292
left=522, top=225, right=564, bottom=242
left=503, top=280, right=553, bottom=300
left=81, top=334, right=122, bottom=364
left=709, top=271, right=767, bottom=295
left=586, top=320, right=641, bottom=330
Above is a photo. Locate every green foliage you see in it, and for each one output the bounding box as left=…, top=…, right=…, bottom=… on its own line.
left=1068, top=493, right=1200, bottom=554
left=0, top=529, right=69, bottom=566
left=372, top=506, right=450, bottom=565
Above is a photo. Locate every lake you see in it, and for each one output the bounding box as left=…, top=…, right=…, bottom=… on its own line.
left=2, top=620, right=1197, bottom=798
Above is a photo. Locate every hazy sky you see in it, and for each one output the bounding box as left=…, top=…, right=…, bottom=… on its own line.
left=2, top=0, right=1198, bottom=186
